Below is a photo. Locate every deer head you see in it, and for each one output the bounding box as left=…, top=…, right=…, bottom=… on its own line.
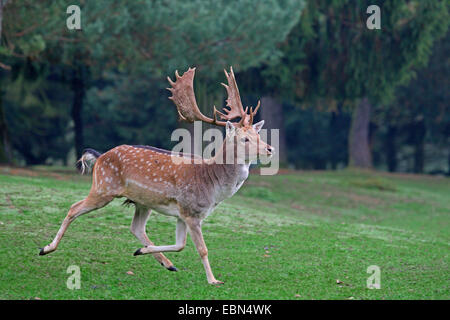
left=167, top=67, right=273, bottom=163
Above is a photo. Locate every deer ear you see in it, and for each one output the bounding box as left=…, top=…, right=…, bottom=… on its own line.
left=253, top=120, right=264, bottom=133
left=226, top=121, right=235, bottom=136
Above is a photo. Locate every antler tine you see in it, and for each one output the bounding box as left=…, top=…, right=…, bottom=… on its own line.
left=247, top=100, right=260, bottom=125
left=167, top=67, right=227, bottom=127
left=167, top=76, right=175, bottom=86
left=218, top=67, right=247, bottom=123
left=238, top=107, right=249, bottom=126
left=253, top=100, right=261, bottom=115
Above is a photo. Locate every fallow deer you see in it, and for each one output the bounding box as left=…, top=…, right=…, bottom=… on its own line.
left=39, top=67, right=273, bottom=284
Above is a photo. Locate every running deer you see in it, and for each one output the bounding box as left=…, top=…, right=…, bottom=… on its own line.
left=39, top=67, right=273, bottom=284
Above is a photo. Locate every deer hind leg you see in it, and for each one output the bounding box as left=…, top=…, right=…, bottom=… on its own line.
left=133, top=218, right=187, bottom=257
left=39, top=194, right=113, bottom=255
left=130, top=204, right=178, bottom=271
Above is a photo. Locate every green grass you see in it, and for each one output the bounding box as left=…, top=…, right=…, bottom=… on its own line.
left=0, top=167, right=448, bottom=299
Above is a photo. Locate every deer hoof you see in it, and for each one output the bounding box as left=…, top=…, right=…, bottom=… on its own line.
left=39, top=248, right=46, bottom=256
left=133, top=248, right=143, bottom=256
left=167, top=266, right=178, bottom=272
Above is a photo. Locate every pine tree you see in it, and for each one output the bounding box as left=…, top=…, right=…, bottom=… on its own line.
left=1, top=0, right=303, bottom=163
left=256, top=0, right=449, bottom=168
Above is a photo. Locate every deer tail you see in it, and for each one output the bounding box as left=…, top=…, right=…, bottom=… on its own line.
left=76, top=148, right=102, bottom=175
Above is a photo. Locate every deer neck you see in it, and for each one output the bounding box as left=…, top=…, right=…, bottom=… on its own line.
left=201, top=139, right=250, bottom=204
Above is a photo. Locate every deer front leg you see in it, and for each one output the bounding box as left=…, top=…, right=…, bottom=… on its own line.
left=185, top=217, right=223, bottom=285
left=134, top=218, right=187, bottom=256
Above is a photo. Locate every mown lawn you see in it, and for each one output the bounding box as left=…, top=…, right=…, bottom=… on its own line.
left=0, top=166, right=448, bottom=299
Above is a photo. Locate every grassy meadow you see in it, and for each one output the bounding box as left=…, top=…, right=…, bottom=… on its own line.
left=0, top=166, right=448, bottom=299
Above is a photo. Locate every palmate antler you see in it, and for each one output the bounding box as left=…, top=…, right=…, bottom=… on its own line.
left=167, top=67, right=260, bottom=127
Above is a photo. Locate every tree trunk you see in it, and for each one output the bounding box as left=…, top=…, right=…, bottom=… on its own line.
left=260, top=96, right=287, bottom=164
left=0, top=81, right=13, bottom=164
left=0, top=1, right=13, bottom=164
left=413, top=119, right=426, bottom=173
left=71, top=65, right=85, bottom=160
left=448, top=149, right=450, bottom=176
left=0, top=1, right=7, bottom=42
left=385, top=125, right=397, bottom=172
left=0, top=1, right=3, bottom=41
left=348, top=97, right=372, bottom=168
left=329, top=111, right=338, bottom=170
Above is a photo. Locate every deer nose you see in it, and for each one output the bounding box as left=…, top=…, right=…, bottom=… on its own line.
left=266, top=146, right=274, bottom=154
